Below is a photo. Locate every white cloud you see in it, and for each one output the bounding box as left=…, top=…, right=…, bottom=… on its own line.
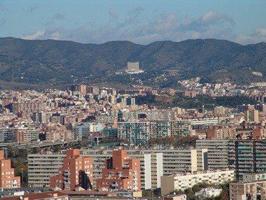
left=19, top=10, right=265, bottom=44
left=22, top=31, right=45, bottom=40
left=50, top=31, right=61, bottom=40
left=236, top=27, right=266, bottom=44
left=22, top=30, right=61, bottom=40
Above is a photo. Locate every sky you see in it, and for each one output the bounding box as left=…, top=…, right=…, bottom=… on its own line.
left=0, top=0, right=266, bottom=44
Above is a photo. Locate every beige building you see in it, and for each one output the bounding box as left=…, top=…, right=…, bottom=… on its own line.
left=161, top=170, right=235, bottom=196
left=245, top=109, right=259, bottom=123
left=160, top=148, right=207, bottom=175
left=125, top=62, right=144, bottom=74
left=230, top=180, right=266, bottom=200
left=230, top=173, right=266, bottom=200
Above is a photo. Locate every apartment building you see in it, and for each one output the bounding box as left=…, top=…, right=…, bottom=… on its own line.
left=128, top=150, right=163, bottom=189
left=117, top=121, right=154, bottom=145
left=27, top=147, right=207, bottom=190
left=83, top=147, right=207, bottom=190
left=0, top=128, right=16, bottom=143
left=160, top=148, right=205, bottom=175
left=0, top=150, right=21, bottom=189
left=96, top=149, right=141, bottom=192
left=50, top=149, right=93, bottom=191
left=228, top=140, right=266, bottom=181
left=230, top=173, right=266, bottom=200
left=196, top=139, right=229, bottom=170
left=82, top=149, right=162, bottom=190
left=28, top=153, right=65, bottom=187
left=161, top=170, right=235, bottom=195
left=117, top=121, right=191, bottom=145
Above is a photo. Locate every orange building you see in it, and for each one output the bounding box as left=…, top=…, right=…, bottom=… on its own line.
left=96, top=149, right=141, bottom=192
left=50, top=149, right=93, bottom=191
left=0, top=150, right=21, bottom=189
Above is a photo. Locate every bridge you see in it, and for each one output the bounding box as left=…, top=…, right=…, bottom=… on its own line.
left=0, top=140, right=80, bottom=149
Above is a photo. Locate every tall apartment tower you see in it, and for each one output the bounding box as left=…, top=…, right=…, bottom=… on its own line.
left=50, top=149, right=93, bottom=191
left=0, top=150, right=21, bottom=189
left=96, top=149, right=141, bottom=192
left=245, top=109, right=259, bottom=123
left=79, top=84, right=87, bottom=96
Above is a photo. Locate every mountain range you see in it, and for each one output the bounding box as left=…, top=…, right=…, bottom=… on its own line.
left=0, top=37, right=266, bottom=89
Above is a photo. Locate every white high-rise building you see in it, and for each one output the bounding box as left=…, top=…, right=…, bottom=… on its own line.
left=125, top=62, right=144, bottom=74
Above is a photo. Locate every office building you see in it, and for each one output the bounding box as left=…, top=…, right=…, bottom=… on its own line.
left=196, top=139, right=229, bottom=170
left=28, top=153, right=65, bottom=187
left=228, top=140, right=266, bottom=181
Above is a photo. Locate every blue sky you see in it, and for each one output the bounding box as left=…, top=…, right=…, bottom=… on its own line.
left=0, top=0, right=265, bottom=44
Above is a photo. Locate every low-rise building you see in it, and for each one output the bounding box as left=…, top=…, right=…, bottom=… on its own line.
left=229, top=173, right=266, bottom=200
left=161, top=170, right=235, bottom=196
left=230, top=180, right=266, bottom=200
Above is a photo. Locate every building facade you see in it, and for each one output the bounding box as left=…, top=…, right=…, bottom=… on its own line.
left=96, top=149, right=141, bottom=192
left=50, top=149, right=93, bottom=191
left=28, top=153, right=65, bottom=187
left=196, top=139, right=229, bottom=170
left=0, top=150, right=21, bottom=189
left=83, top=148, right=207, bottom=190
left=229, top=174, right=266, bottom=200
left=228, top=140, right=266, bottom=181
left=161, top=170, right=235, bottom=195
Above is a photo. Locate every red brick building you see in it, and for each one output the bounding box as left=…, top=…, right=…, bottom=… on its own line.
left=0, top=150, right=21, bottom=189
left=50, top=149, right=93, bottom=191
left=96, top=149, right=141, bottom=192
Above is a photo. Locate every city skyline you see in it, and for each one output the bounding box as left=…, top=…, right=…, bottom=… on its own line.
left=1, top=1, right=266, bottom=199
left=0, top=0, right=265, bottom=44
